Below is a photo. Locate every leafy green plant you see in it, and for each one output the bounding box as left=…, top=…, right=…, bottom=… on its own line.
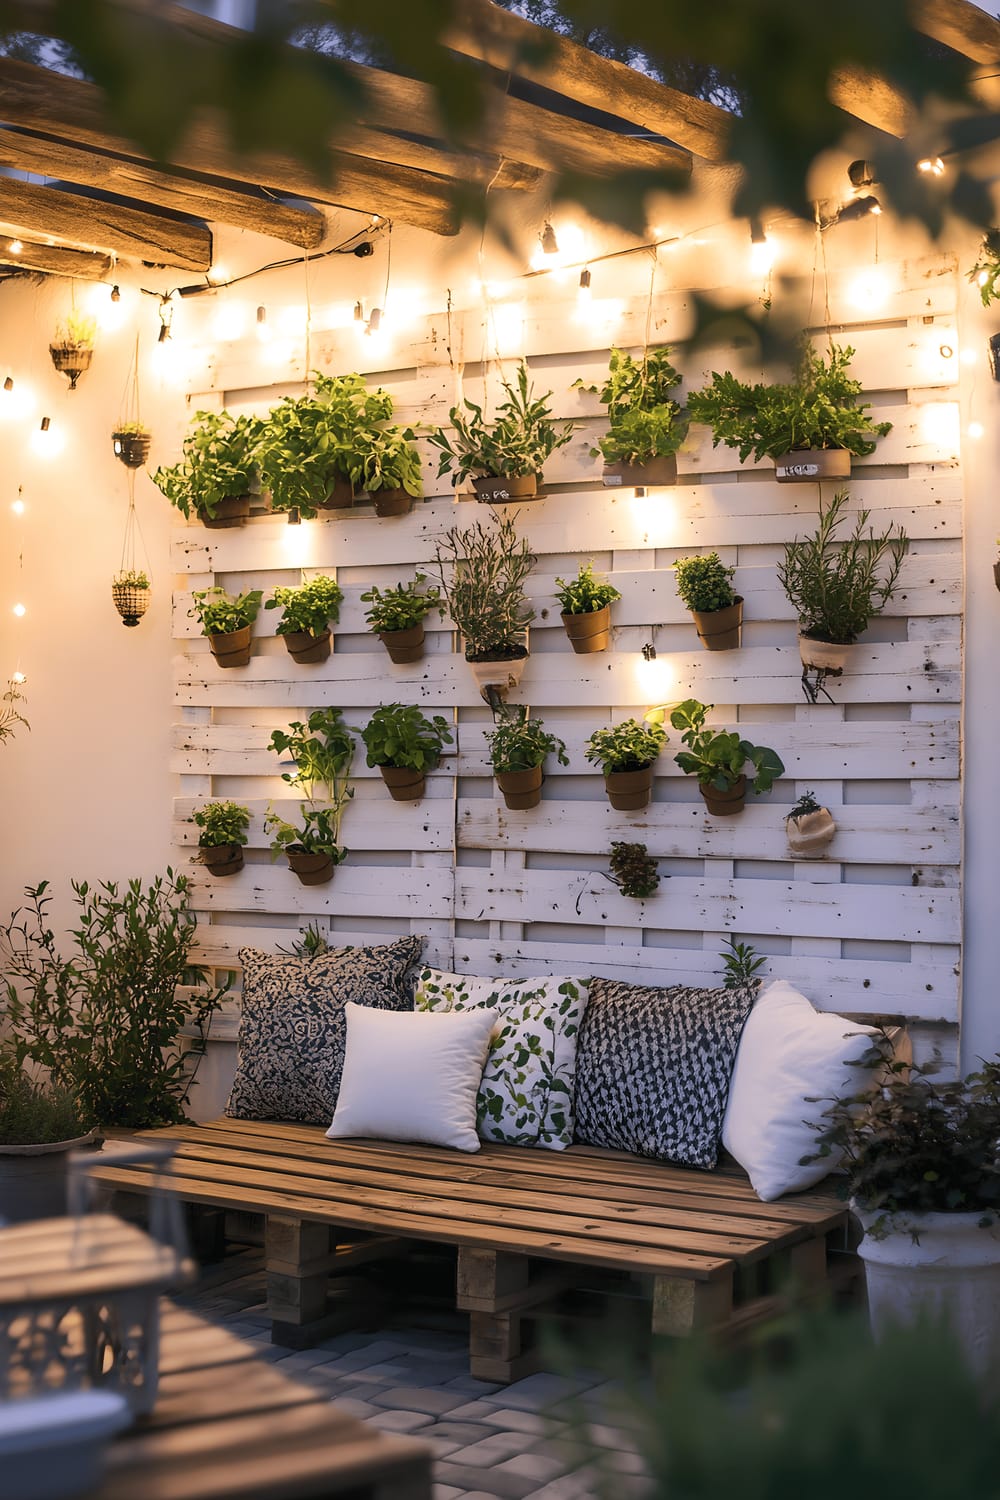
left=189, top=586, right=263, bottom=636
left=788, top=789, right=823, bottom=821
left=687, top=343, right=892, bottom=461
left=969, top=229, right=1000, bottom=305
left=585, top=718, right=667, bottom=775
left=350, top=424, right=424, bottom=497
left=434, top=510, right=536, bottom=660
left=53, top=310, right=97, bottom=348
left=0, top=872, right=227, bottom=1128
left=257, top=372, right=392, bottom=518
left=428, top=361, right=574, bottom=484
left=359, top=703, right=453, bottom=771
left=361, top=575, right=443, bottom=633
left=0, top=1057, right=92, bottom=1144
left=193, top=800, right=250, bottom=849
left=265, top=575, right=343, bottom=638
left=485, top=706, right=568, bottom=773
left=275, top=922, right=331, bottom=958
left=268, top=708, right=355, bottom=803
left=114, top=568, right=149, bottom=589
left=673, top=553, right=738, bottom=612
left=112, top=421, right=150, bottom=438
left=720, top=935, right=766, bottom=988
left=608, top=841, right=660, bottom=898
left=665, top=698, right=784, bottom=793
left=579, top=345, right=689, bottom=465
left=152, top=410, right=263, bottom=521
left=777, top=490, right=909, bottom=645
left=554, top=561, right=621, bottom=615
left=0, top=677, right=28, bottom=745
left=264, top=803, right=348, bottom=863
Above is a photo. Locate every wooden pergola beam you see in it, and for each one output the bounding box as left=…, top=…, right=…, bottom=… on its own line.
left=910, top=0, right=1000, bottom=63
left=828, top=66, right=914, bottom=138
left=0, top=239, right=113, bottom=279
left=0, top=174, right=212, bottom=270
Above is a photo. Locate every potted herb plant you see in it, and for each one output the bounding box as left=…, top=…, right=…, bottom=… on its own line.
left=361, top=574, right=443, bottom=664
left=608, top=841, right=660, bottom=898
left=351, top=424, right=424, bottom=517
left=434, top=511, right=536, bottom=701
left=585, top=717, right=667, bottom=812
left=554, top=561, right=621, bottom=654
left=359, top=703, right=453, bottom=801
left=0, top=1056, right=97, bottom=1223
left=786, top=790, right=837, bottom=858
left=428, top=361, right=574, bottom=502
left=686, top=343, right=892, bottom=482
left=257, top=372, right=392, bottom=518
left=0, top=676, right=28, bottom=745
left=193, top=800, right=250, bottom=875
left=583, top=345, right=689, bottom=487
left=264, top=575, right=343, bottom=664
left=189, top=586, right=263, bottom=668
left=672, top=552, right=743, bottom=651
left=49, top=310, right=96, bottom=390
left=663, top=698, right=784, bottom=814
left=264, top=804, right=348, bottom=886
left=111, top=568, right=150, bottom=628
left=111, top=421, right=152, bottom=469
left=485, top=706, right=568, bottom=809
left=777, top=490, right=909, bottom=674
left=152, top=410, right=263, bottom=528
left=268, top=707, right=355, bottom=805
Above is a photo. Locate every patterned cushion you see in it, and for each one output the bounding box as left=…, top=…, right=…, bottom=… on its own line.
left=414, top=969, right=591, bottom=1149
left=226, top=937, right=424, bottom=1124
left=573, top=977, right=759, bottom=1169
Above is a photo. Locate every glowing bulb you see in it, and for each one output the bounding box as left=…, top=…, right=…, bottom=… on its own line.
left=3, top=377, right=11, bottom=392
left=917, top=156, right=945, bottom=176
left=367, top=306, right=382, bottom=333
left=110, top=284, right=120, bottom=302
left=210, top=302, right=247, bottom=341
left=967, top=420, right=985, bottom=440
left=918, top=401, right=960, bottom=451
left=31, top=414, right=61, bottom=456
left=529, top=222, right=585, bottom=272
left=207, top=263, right=229, bottom=284
left=961, top=347, right=979, bottom=367
left=577, top=267, right=592, bottom=304
left=8, top=239, right=21, bottom=254
left=848, top=269, right=890, bottom=312
left=87, top=280, right=127, bottom=331
left=978, top=269, right=990, bottom=288
left=634, top=649, right=673, bottom=701
left=539, top=221, right=559, bottom=256
left=254, top=305, right=270, bottom=343
left=12, top=603, right=25, bottom=617
left=749, top=218, right=774, bottom=275
left=10, top=499, right=24, bottom=515
left=354, top=300, right=364, bottom=322
left=10, top=671, right=25, bottom=684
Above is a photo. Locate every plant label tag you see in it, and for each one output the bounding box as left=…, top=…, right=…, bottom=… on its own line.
left=603, top=474, right=623, bottom=487
left=776, top=460, right=820, bottom=478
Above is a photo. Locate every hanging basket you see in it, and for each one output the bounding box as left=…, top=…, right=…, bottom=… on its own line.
left=112, top=430, right=152, bottom=469
left=111, top=577, right=150, bottom=628
left=49, top=343, right=93, bottom=390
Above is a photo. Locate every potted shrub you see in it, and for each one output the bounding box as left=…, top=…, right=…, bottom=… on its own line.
left=686, top=343, right=892, bottom=482
left=664, top=698, right=784, bottom=815
left=434, top=511, right=536, bottom=701
left=268, top=707, right=355, bottom=804
left=49, top=309, right=96, bottom=390
left=264, top=575, right=343, bottom=664
left=485, top=706, right=568, bottom=810
left=585, top=717, right=667, bottom=812
left=673, top=552, right=743, bottom=651
left=608, top=840, right=660, bottom=898
left=111, top=568, right=150, bottom=628
left=359, top=703, right=453, bottom=801
left=193, top=799, right=250, bottom=875
left=264, top=804, right=348, bottom=886
left=189, top=586, right=263, bottom=668
left=152, top=410, right=262, bottom=528
left=554, top=561, right=621, bottom=654
left=428, top=361, right=574, bottom=502
left=583, top=345, right=689, bottom=487
left=777, top=490, right=909, bottom=674
left=111, top=421, right=152, bottom=469
left=257, top=372, right=392, bottom=519
left=351, top=424, right=424, bottom=517
left=0, top=1056, right=97, bottom=1223
left=785, top=789, right=837, bottom=858
left=361, top=574, right=443, bottom=664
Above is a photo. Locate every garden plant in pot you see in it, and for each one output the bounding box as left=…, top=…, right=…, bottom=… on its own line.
left=193, top=800, right=250, bottom=875
left=264, top=575, right=343, bottom=664
left=0, top=1055, right=97, bottom=1224
left=257, top=372, right=392, bottom=519
left=786, top=789, right=837, bottom=858
left=686, top=342, right=892, bottom=482
left=434, top=510, right=536, bottom=702
left=359, top=703, right=453, bottom=801
left=49, top=310, right=96, bottom=390
left=608, top=841, right=660, bottom=898
left=152, top=409, right=262, bottom=527
left=554, top=561, right=621, bottom=654
left=662, top=698, right=784, bottom=815
left=350, top=423, right=424, bottom=516
left=428, top=361, right=574, bottom=502
left=264, top=804, right=348, bottom=886
left=673, top=552, right=743, bottom=651
left=581, top=344, right=689, bottom=487
left=189, top=586, right=263, bottom=668
left=111, top=568, right=150, bottom=628
left=585, top=717, right=667, bottom=812
left=361, top=574, right=443, bottom=664
left=267, top=708, right=355, bottom=882
left=111, top=421, right=151, bottom=469
left=485, top=706, right=568, bottom=810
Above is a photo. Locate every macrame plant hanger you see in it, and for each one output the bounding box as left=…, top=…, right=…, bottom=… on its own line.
left=112, top=337, right=152, bottom=626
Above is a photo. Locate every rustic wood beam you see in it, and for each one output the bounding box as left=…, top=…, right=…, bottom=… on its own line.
left=0, top=175, right=212, bottom=270
left=828, top=66, right=914, bottom=137
left=910, top=0, right=1000, bottom=63
left=0, top=240, right=113, bottom=279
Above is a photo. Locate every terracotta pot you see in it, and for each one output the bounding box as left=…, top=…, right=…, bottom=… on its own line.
left=371, top=488, right=413, bottom=517
left=472, top=474, right=538, bottom=504
left=561, top=604, right=611, bottom=654
left=691, top=597, right=743, bottom=651
left=283, top=628, right=331, bottom=665
left=208, top=625, right=252, bottom=668
left=786, top=806, right=837, bottom=857
left=496, top=766, right=543, bottom=810
left=379, top=764, right=427, bottom=801
left=112, top=431, right=151, bottom=468
left=700, top=775, right=746, bottom=816
left=466, top=648, right=529, bottom=703
left=774, top=448, right=851, bottom=483
left=602, top=455, right=677, bottom=488
left=797, top=634, right=856, bottom=674
left=200, top=843, right=244, bottom=876
left=199, top=494, right=250, bottom=529
left=380, top=624, right=425, bottom=664
left=316, top=475, right=354, bottom=510
left=604, top=766, right=654, bottom=812
left=286, top=849, right=335, bottom=885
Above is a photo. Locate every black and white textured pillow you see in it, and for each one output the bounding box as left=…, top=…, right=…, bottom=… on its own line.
left=573, top=977, right=759, bottom=1169
left=226, top=937, right=424, bottom=1124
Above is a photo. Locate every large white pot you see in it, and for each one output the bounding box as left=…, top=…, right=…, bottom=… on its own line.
left=855, top=1207, right=1000, bottom=1380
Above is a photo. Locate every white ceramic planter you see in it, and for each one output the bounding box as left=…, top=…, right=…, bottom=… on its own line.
left=786, top=806, right=837, bottom=857
left=797, top=634, right=857, bottom=673
left=465, top=651, right=528, bottom=703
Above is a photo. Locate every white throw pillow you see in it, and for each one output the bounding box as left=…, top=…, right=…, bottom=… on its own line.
left=326, top=1002, right=497, bottom=1153
left=722, top=979, right=884, bottom=1201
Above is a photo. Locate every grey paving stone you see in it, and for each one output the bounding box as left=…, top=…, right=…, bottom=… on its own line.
left=492, top=1451, right=567, bottom=1484
left=432, top=1487, right=466, bottom=1500
left=479, top=1409, right=555, bottom=1436
left=278, top=1349, right=344, bottom=1370
left=326, top=1395, right=380, bottom=1419
left=433, top=1462, right=537, bottom=1500
left=446, top=1398, right=508, bottom=1422
left=320, top=1341, right=410, bottom=1372
left=584, top=1423, right=641, bottom=1454
left=498, top=1374, right=597, bottom=1411
left=447, top=1431, right=535, bottom=1466
left=373, top=1387, right=470, bottom=1416
left=523, top=1469, right=604, bottom=1500
left=363, top=1409, right=436, bottom=1434
left=417, top=1422, right=503, bottom=1447
left=442, top=1376, right=505, bottom=1395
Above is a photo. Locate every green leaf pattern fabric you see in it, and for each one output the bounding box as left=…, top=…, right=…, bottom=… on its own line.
left=414, top=968, right=590, bottom=1150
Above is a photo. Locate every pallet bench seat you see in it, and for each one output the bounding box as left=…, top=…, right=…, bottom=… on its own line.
left=90, top=1119, right=855, bottom=1382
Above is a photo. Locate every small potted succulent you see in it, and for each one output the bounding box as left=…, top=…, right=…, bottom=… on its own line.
left=686, top=342, right=892, bottom=482
left=264, top=804, right=348, bottom=885
left=257, top=373, right=392, bottom=518
left=672, top=552, right=743, bottom=651
left=663, top=698, right=784, bottom=815
left=111, top=421, right=152, bottom=469
left=484, top=706, right=568, bottom=810
left=359, top=703, right=453, bottom=801
left=351, top=424, right=424, bottom=517
left=585, top=717, right=667, bottom=812
left=193, top=800, right=250, bottom=876
left=264, top=575, right=343, bottom=664
left=581, top=345, right=689, bottom=487
left=554, top=561, right=621, bottom=654
left=189, top=586, right=263, bottom=668
left=608, top=840, right=660, bottom=898
left=49, top=309, right=96, bottom=390
left=434, top=511, right=536, bottom=702
left=428, top=361, right=574, bottom=502
left=785, top=789, right=837, bottom=857
left=111, top=568, right=151, bottom=628
left=361, top=574, right=443, bottom=664
left=152, top=410, right=263, bottom=527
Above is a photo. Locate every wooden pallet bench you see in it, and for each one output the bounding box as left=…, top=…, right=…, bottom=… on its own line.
left=90, top=1119, right=855, bottom=1382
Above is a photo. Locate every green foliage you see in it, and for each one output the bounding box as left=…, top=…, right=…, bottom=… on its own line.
left=434, top=510, right=536, bottom=660
left=361, top=574, right=443, bottom=633
left=0, top=873, right=227, bottom=1129
left=0, top=677, right=28, bottom=745
left=189, top=586, right=263, bottom=636
left=969, top=229, right=1000, bottom=306
left=350, top=423, right=424, bottom=497
left=428, top=362, right=574, bottom=484
left=667, top=699, right=784, bottom=794
left=114, top=568, right=149, bottom=589
left=608, top=841, right=660, bottom=899
left=788, top=790, right=823, bottom=821
left=581, top=346, right=689, bottom=465
left=485, top=706, right=569, bottom=774
left=585, top=718, right=667, bottom=775
left=359, top=703, right=453, bottom=771
left=720, top=935, right=766, bottom=988
left=112, top=421, right=150, bottom=438
left=268, top=708, right=355, bottom=804
left=152, top=410, right=262, bottom=521
left=265, top=575, right=343, bottom=637
left=686, top=344, right=892, bottom=462
left=778, top=490, right=909, bottom=645
left=264, top=804, right=349, bottom=863
left=53, top=310, right=96, bottom=348
left=673, top=553, right=738, bottom=612
left=257, top=372, right=393, bottom=518
left=193, top=800, right=250, bottom=849
left=554, top=560, right=621, bottom=615
left=275, top=922, right=331, bottom=959
left=0, top=1056, right=92, bottom=1145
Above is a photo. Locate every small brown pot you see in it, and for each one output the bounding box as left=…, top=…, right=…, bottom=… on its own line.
left=198, top=494, right=250, bottom=529
left=466, top=649, right=529, bottom=703
left=691, top=597, right=743, bottom=651
left=473, top=474, right=538, bottom=504
left=774, top=449, right=851, bottom=483
left=379, top=764, right=427, bottom=802
left=602, top=455, right=677, bottom=488
left=786, top=806, right=837, bottom=857
left=208, top=625, right=252, bottom=668
left=798, top=634, right=856, bottom=674
left=561, top=605, right=611, bottom=654
left=496, top=766, right=544, bottom=810
left=112, top=431, right=151, bottom=468
left=283, top=628, right=331, bottom=665
left=700, top=776, right=746, bottom=816
left=604, top=766, right=654, bottom=812
left=994, top=560, right=1000, bottom=592
left=49, top=343, right=92, bottom=390
left=316, top=475, right=354, bottom=511
left=200, top=844, right=244, bottom=876
left=286, top=849, right=335, bottom=885
left=371, top=488, right=413, bottom=518
left=379, top=625, right=425, bottom=664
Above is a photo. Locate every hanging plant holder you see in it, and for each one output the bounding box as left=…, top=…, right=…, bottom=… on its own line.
left=112, top=573, right=151, bottom=628
left=49, top=343, right=93, bottom=390
left=112, top=430, right=152, bottom=469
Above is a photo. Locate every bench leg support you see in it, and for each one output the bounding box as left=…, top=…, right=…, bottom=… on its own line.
left=651, top=1272, right=734, bottom=1337
left=457, top=1249, right=542, bottom=1383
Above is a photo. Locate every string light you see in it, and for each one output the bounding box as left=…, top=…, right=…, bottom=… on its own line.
left=577, top=267, right=592, bottom=304
left=110, top=285, right=121, bottom=303
left=367, top=306, right=382, bottom=333
left=539, top=221, right=559, bottom=256
left=157, top=294, right=174, bottom=342
left=354, top=299, right=364, bottom=322
left=3, top=377, right=11, bottom=392
left=10, top=670, right=25, bottom=685
left=39, top=416, right=50, bottom=431
left=12, top=603, right=25, bottom=617
left=255, top=305, right=270, bottom=342
left=749, top=218, right=774, bottom=275
left=7, top=239, right=21, bottom=255
left=967, top=420, right=985, bottom=440
left=917, top=156, right=945, bottom=176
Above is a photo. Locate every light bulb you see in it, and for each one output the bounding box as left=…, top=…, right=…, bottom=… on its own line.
left=967, top=420, right=985, bottom=440
left=749, top=233, right=774, bottom=275
left=10, top=499, right=24, bottom=515
left=353, top=300, right=364, bottom=322
left=12, top=603, right=25, bottom=617
left=578, top=267, right=592, bottom=304
left=207, top=264, right=229, bottom=284
left=979, top=269, right=990, bottom=288
left=917, top=157, right=945, bottom=176
left=3, top=377, right=11, bottom=392
left=10, top=671, right=25, bottom=684
left=539, top=221, right=559, bottom=256
left=110, top=284, right=121, bottom=302
left=254, top=305, right=270, bottom=342
left=8, top=239, right=21, bottom=254
left=367, top=306, right=382, bottom=333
